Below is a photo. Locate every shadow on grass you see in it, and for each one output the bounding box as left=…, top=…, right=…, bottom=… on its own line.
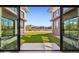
left=21, top=33, right=60, bottom=46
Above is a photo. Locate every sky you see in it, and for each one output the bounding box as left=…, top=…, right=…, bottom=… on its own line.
left=26, top=7, right=52, bottom=27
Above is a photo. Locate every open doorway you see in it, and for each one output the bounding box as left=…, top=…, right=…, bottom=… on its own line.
left=20, top=6, right=60, bottom=51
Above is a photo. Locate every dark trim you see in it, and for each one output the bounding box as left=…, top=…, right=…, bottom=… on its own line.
left=0, top=5, right=79, bottom=52
left=17, top=6, right=20, bottom=51
left=78, top=8, right=79, bottom=47
left=0, top=5, right=79, bottom=7
left=13, top=19, right=15, bottom=36
left=53, top=20, right=54, bottom=34
left=60, top=7, right=63, bottom=50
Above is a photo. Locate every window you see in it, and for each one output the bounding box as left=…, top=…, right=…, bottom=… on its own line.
left=64, top=17, right=78, bottom=40
left=64, top=19, right=70, bottom=37
left=70, top=18, right=78, bottom=39
left=53, top=9, right=60, bottom=18
left=20, top=20, right=24, bottom=28
left=20, top=10, right=24, bottom=18
left=55, top=20, right=59, bottom=29
left=1, top=17, right=15, bottom=38
left=58, top=9, right=60, bottom=15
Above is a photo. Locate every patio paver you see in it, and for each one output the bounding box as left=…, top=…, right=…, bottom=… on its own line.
left=20, top=43, right=45, bottom=50
left=20, top=43, right=60, bottom=50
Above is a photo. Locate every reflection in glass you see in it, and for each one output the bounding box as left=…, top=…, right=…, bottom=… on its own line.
left=1, top=17, right=14, bottom=38
left=64, top=19, right=69, bottom=37
left=64, top=17, right=78, bottom=40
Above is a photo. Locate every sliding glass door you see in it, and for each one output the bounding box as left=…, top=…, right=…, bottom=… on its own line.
left=1, top=17, right=15, bottom=38
left=70, top=17, right=78, bottom=39
left=0, top=7, right=19, bottom=50
left=64, top=17, right=78, bottom=40
left=64, top=19, right=70, bottom=37
left=0, top=17, right=18, bottom=50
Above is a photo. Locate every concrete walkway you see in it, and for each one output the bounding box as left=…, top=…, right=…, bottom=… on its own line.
left=20, top=43, right=60, bottom=50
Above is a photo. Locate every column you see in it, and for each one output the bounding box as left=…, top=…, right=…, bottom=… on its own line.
left=77, top=8, right=79, bottom=48
left=0, top=7, right=2, bottom=48
left=0, top=16, right=1, bottom=37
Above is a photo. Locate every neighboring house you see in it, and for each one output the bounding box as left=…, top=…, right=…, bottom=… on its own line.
left=62, top=7, right=79, bottom=49
left=20, top=7, right=28, bottom=35
left=49, top=7, right=60, bottom=36
left=0, top=7, right=18, bottom=50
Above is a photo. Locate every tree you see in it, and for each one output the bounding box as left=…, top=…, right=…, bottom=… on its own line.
left=26, top=25, right=32, bottom=31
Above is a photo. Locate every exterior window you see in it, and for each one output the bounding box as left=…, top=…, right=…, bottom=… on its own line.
left=20, top=20, right=24, bottom=28
left=55, top=20, right=59, bottom=29
left=64, top=19, right=70, bottom=36
left=70, top=18, right=78, bottom=39
left=53, top=9, right=60, bottom=18
left=20, top=11, right=24, bottom=18
left=58, top=9, right=60, bottom=15
left=64, top=17, right=78, bottom=40
left=54, top=11, right=56, bottom=17
left=1, top=17, right=15, bottom=38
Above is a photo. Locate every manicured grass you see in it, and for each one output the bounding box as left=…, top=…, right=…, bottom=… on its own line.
left=21, top=31, right=60, bottom=46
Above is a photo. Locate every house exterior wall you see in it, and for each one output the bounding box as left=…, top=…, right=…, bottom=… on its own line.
left=20, top=7, right=28, bottom=35
left=49, top=7, right=60, bottom=36
left=53, top=18, right=60, bottom=35
left=20, top=20, right=25, bottom=34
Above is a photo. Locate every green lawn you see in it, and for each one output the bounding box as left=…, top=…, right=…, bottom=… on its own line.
left=21, top=31, right=60, bottom=46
